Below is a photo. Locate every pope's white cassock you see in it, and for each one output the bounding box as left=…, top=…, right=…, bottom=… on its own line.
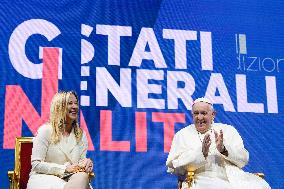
left=166, top=123, right=271, bottom=189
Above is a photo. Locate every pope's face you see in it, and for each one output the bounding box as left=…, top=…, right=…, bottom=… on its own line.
left=66, top=94, right=78, bottom=123
left=192, top=102, right=215, bottom=134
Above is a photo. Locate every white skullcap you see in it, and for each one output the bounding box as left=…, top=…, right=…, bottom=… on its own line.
left=193, top=97, right=212, bottom=106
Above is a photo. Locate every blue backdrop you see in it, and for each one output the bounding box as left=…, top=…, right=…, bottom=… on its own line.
left=0, top=0, right=284, bottom=188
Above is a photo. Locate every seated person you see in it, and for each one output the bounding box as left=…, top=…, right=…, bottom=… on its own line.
left=27, top=91, right=93, bottom=189
left=166, top=97, right=271, bottom=189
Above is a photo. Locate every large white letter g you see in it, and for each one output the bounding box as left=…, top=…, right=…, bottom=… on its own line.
left=8, top=19, right=61, bottom=79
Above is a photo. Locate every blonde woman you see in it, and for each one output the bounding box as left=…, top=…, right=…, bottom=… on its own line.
left=27, top=91, right=93, bottom=189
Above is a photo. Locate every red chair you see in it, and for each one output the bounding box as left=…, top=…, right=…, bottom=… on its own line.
left=8, top=137, right=33, bottom=189
left=8, top=137, right=95, bottom=189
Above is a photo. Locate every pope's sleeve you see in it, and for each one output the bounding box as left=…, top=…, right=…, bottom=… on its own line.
left=166, top=130, right=207, bottom=175
left=31, top=124, right=67, bottom=177
left=222, top=126, right=249, bottom=168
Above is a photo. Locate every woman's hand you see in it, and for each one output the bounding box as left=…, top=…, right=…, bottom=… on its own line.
left=65, top=164, right=81, bottom=173
left=79, top=158, right=93, bottom=173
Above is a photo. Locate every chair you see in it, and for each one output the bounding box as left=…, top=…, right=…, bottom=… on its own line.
left=8, top=137, right=95, bottom=189
left=178, top=168, right=265, bottom=189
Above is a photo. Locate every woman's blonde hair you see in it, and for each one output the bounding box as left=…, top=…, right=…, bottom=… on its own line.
left=49, top=91, right=83, bottom=144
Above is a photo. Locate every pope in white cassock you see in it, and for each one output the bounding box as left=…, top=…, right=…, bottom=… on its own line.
left=166, top=98, right=271, bottom=189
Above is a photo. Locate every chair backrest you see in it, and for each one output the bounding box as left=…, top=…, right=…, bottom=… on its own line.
left=14, top=137, right=33, bottom=189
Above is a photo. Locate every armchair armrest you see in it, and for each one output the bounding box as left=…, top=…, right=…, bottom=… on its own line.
left=88, top=172, right=95, bottom=189
left=88, top=172, right=95, bottom=179
left=177, top=170, right=195, bottom=189
left=255, top=172, right=265, bottom=179
left=187, top=171, right=195, bottom=188
left=8, top=171, right=17, bottom=189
